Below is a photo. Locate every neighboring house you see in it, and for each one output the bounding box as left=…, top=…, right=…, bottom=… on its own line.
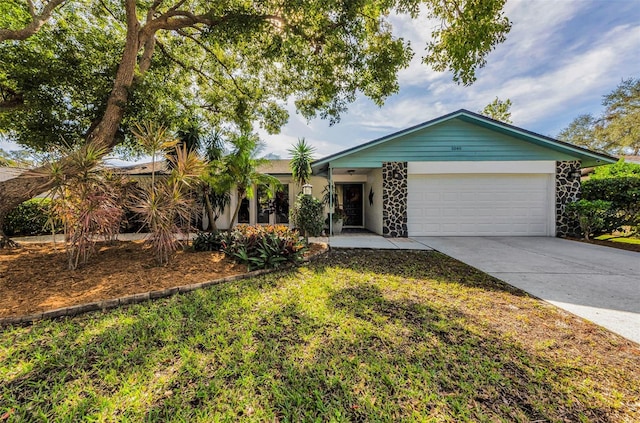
left=311, top=109, right=616, bottom=237
left=0, top=167, right=50, bottom=199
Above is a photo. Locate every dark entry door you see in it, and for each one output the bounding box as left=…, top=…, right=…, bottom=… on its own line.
left=342, top=184, right=363, bottom=226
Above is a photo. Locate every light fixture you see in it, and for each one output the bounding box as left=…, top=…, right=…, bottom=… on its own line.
left=347, top=169, right=355, bottom=175
left=302, top=183, right=313, bottom=196
left=570, top=170, right=582, bottom=179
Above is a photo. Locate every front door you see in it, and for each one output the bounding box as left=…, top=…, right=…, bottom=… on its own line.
left=342, top=184, right=363, bottom=226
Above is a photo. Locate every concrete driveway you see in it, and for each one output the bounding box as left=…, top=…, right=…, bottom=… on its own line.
left=414, top=237, right=640, bottom=344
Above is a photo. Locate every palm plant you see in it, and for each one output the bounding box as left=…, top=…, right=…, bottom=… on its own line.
left=173, top=125, right=230, bottom=232
left=288, top=138, right=316, bottom=190
left=220, top=132, right=280, bottom=227
left=197, top=131, right=230, bottom=231
left=133, top=144, right=205, bottom=265
left=132, top=121, right=178, bottom=190
left=34, top=143, right=126, bottom=269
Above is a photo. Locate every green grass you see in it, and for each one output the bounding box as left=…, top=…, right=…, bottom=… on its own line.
left=1, top=251, right=638, bottom=422
left=595, top=234, right=640, bottom=245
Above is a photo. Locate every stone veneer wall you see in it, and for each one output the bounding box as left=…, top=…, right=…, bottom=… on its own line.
left=382, top=162, right=408, bottom=237
left=556, top=160, right=581, bottom=237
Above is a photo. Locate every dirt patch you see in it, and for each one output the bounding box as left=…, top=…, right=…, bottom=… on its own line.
left=566, top=237, right=640, bottom=253
left=0, top=241, right=325, bottom=318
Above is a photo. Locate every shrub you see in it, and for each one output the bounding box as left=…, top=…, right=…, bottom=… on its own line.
left=3, top=198, right=62, bottom=236
left=591, top=159, right=640, bottom=179
left=581, top=177, right=640, bottom=231
left=566, top=199, right=612, bottom=240
left=290, top=194, right=324, bottom=243
left=28, top=144, right=127, bottom=269
left=220, top=225, right=306, bottom=270
left=193, top=231, right=224, bottom=252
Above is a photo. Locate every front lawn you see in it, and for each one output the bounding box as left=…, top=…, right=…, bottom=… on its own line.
left=596, top=234, right=640, bottom=245
left=589, top=235, right=640, bottom=253
left=1, top=250, right=638, bottom=422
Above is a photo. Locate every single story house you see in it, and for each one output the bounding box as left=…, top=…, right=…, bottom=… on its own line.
left=118, top=109, right=617, bottom=237
left=310, top=109, right=616, bottom=237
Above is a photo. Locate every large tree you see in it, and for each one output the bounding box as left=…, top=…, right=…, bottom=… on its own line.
left=558, top=78, right=640, bottom=155
left=0, top=0, right=511, bottom=246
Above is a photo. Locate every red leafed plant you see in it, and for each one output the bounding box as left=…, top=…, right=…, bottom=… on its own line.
left=35, top=143, right=127, bottom=269
left=132, top=139, right=205, bottom=265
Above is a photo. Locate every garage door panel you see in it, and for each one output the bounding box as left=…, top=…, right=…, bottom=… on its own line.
left=407, top=174, right=552, bottom=236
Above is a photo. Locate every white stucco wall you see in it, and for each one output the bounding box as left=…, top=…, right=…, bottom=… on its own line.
left=206, top=175, right=328, bottom=230
left=365, top=168, right=383, bottom=235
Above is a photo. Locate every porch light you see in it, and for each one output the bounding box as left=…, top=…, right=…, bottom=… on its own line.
left=302, top=184, right=313, bottom=196
left=570, top=170, right=582, bottom=179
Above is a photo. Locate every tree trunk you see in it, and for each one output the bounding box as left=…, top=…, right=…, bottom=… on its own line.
left=0, top=0, right=141, bottom=248
left=230, top=194, right=244, bottom=228
left=203, top=190, right=218, bottom=231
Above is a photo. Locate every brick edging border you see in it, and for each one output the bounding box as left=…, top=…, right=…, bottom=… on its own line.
left=1, top=244, right=329, bottom=326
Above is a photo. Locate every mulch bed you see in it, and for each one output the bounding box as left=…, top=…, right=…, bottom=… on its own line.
left=566, top=237, right=640, bottom=253
left=0, top=241, right=326, bottom=319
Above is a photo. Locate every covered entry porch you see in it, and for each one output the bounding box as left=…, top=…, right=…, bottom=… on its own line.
left=317, top=166, right=386, bottom=237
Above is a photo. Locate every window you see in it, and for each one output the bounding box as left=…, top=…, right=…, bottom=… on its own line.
left=254, top=184, right=289, bottom=224
left=238, top=198, right=250, bottom=223
left=257, top=185, right=271, bottom=224
left=275, top=184, right=289, bottom=224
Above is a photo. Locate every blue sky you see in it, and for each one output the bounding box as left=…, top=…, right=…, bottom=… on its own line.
left=2, top=0, right=639, bottom=163
left=259, top=0, right=640, bottom=159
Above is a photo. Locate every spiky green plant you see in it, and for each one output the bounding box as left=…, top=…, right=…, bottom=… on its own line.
left=133, top=144, right=205, bottom=265
left=219, top=133, right=280, bottom=227
left=132, top=121, right=178, bottom=190
left=288, top=138, right=316, bottom=190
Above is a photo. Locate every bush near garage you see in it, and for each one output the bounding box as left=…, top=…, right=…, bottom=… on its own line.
left=581, top=177, right=640, bottom=232
left=566, top=199, right=612, bottom=240
left=3, top=198, right=62, bottom=236
left=220, top=225, right=306, bottom=270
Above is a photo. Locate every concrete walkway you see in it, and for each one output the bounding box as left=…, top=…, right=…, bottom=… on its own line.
left=415, top=236, right=640, bottom=344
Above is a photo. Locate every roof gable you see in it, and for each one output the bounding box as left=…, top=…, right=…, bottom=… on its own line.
left=312, top=109, right=617, bottom=172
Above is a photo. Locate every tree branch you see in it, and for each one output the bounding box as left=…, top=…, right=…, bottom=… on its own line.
left=0, top=0, right=67, bottom=42
left=156, top=40, right=225, bottom=89
left=0, top=86, right=24, bottom=111
left=176, top=29, right=248, bottom=96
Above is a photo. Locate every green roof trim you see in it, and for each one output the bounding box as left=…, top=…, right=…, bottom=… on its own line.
left=312, top=109, right=617, bottom=173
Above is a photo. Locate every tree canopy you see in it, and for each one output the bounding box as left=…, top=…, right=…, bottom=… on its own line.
left=479, top=97, right=512, bottom=123
left=1, top=0, right=511, bottom=156
left=558, top=78, right=640, bottom=155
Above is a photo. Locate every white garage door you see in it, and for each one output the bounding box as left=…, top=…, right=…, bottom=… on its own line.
left=407, top=174, right=553, bottom=236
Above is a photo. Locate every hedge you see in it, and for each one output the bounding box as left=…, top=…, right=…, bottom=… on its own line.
left=3, top=198, right=62, bottom=236
left=581, top=177, right=640, bottom=231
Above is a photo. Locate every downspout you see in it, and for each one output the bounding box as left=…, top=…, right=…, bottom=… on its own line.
left=329, top=165, right=333, bottom=237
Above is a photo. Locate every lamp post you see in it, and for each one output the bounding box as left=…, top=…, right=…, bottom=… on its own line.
left=302, top=183, right=313, bottom=196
